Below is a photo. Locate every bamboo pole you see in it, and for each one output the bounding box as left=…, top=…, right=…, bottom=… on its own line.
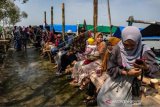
left=93, top=0, right=98, bottom=37
left=44, top=11, right=47, bottom=27
left=107, top=0, right=112, bottom=36
left=62, top=3, right=65, bottom=41
left=51, top=6, right=53, bottom=28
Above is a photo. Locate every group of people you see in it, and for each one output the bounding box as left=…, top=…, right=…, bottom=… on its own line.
left=2, top=22, right=158, bottom=106
left=12, top=25, right=42, bottom=51
left=41, top=26, right=160, bottom=106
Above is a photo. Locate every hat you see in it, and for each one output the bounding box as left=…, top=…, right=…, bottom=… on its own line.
left=87, top=38, right=95, bottom=45
left=67, top=30, right=72, bottom=33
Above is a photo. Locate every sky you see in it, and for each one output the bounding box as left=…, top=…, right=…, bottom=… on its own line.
left=14, top=0, right=160, bottom=28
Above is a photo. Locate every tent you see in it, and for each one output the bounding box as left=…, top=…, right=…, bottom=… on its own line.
left=78, top=24, right=118, bottom=33
left=141, top=24, right=160, bottom=40
left=113, top=26, right=125, bottom=38
left=45, top=24, right=118, bottom=34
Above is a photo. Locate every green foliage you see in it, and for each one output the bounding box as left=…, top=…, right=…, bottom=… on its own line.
left=0, top=0, right=28, bottom=26
left=21, top=11, right=28, bottom=18
left=14, top=0, right=29, bottom=4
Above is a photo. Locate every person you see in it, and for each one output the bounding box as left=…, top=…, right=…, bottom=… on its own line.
left=59, top=47, right=78, bottom=75
left=21, top=27, right=28, bottom=50
left=65, top=30, right=74, bottom=46
left=95, top=32, right=106, bottom=60
left=75, top=27, right=88, bottom=53
left=97, top=26, right=160, bottom=107
left=13, top=27, right=22, bottom=51
left=84, top=37, right=97, bottom=55
left=70, top=33, right=106, bottom=86
left=83, top=36, right=121, bottom=105
left=48, top=29, right=55, bottom=43
left=69, top=37, right=97, bottom=85
left=101, top=37, right=121, bottom=72
left=55, top=34, right=65, bottom=48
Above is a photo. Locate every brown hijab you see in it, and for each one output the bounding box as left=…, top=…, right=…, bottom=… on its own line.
left=101, top=37, right=121, bottom=71
left=94, top=32, right=106, bottom=60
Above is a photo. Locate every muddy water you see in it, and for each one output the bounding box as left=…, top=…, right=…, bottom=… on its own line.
left=0, top=48, right=85, bottom=106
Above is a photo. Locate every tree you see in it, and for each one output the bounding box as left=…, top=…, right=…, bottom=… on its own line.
left=0, top=0, right=7, bottom=20
left=8, top=5, right=21, bottom=25
left=14, top=0, right=29, bottom=4
left=21, top=11, right=28, bottom=18
left=0, top=0, right=28, bottom=26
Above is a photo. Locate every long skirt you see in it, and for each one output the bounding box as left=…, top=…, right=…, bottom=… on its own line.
left=90, top=72, right=108, bottom=92
left=97, top=76, right=134, bottom=107
left=77, top=59, right=101, bottom=84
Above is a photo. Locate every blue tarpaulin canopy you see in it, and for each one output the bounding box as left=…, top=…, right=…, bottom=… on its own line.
left=49, top=24, right=77, bottom=32
left=114, top=25, right=160, bottom=40
left=113, top=26, right=125, bottom=38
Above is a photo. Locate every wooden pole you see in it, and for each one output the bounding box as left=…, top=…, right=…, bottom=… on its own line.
left=62, top=3, right=65, bottom=41
left=51, top=6, right=53, bottom=28
left=93, top=0, right=98, bottom=37
left=107, top=0, right=112, bottom=36
left=44, top=11, right=47, bottom=27
left=126, top=17, right=160, bottom=25
left=93, top=0, right=95, bottom=36
left=95, top=0, right=98, bottom=34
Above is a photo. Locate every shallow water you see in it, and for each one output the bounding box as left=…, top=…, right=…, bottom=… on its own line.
left=0, top=48, right=85, bottom=106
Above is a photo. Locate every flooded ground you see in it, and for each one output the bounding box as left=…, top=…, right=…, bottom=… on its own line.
left=0, top=47, right=86, bottom=106
left=1, top=47, right=160, bottom=107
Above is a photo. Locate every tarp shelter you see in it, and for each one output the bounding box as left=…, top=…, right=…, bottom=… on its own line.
left=49, top=24, right=77, bottom=33
left=141, top=24, right=160, bottom=40
left=113, top=26, right=125, bottom=38
left=78, top=24, right=118, bottom=33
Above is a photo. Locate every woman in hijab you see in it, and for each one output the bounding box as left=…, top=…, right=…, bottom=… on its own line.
left=97, top=26, right=160, bottom=107
left=95, top=32, right=106, bottom=60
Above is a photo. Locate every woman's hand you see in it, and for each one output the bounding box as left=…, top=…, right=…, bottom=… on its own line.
left=133, top=62, right=149, bottom=71
left=128, top=68, right=142, bottom=77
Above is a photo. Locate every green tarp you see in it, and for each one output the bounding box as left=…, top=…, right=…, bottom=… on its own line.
left=79, top=24, right=118, bottom=33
